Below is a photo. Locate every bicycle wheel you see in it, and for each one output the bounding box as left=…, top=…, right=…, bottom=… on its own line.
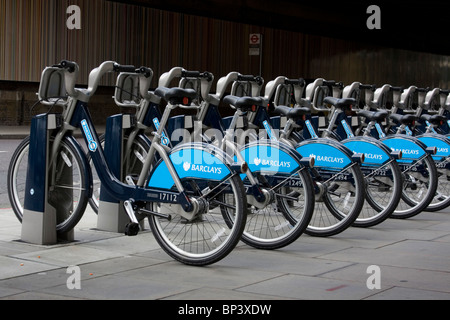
left=425, top=164, right=450, bottom=212
left=356, top=160, right=402, bottom=227
left=392, top=154, right=438, bottom=219
left=305, top=163, right=365, bottom=237
left=222, top=168, right=315, bottom=250
left=148, top=174, right=247, bottom=266
left=7, top=136, right=89, bottom=234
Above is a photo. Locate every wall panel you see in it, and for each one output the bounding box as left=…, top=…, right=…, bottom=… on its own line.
left=1, top=0, right=449, bottom=90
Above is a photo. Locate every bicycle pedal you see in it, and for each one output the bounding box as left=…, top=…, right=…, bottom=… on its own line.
left=125, top=222, right=140, bottom=236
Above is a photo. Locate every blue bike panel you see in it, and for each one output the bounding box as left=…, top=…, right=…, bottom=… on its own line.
left=380, top=136, right=426, bottom=163
left=295, top=139, right=352, bottom=169
left=240, top=141, right=302, bottom=174
left=417, top=134, right=450, bottom=161
left=148, top=145, right=231, bottom=189
left=342, top=137, right=391, bottom=165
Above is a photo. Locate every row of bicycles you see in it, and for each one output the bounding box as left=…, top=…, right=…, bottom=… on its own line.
left=7, top=60, right=450, bottom=266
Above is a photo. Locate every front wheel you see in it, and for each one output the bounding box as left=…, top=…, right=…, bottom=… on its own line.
left=355, top=160, right=403, bottom=227
left=7, top=136, right=89, bottom=234
left=306, top=163, right=365, bottom=237
left=148, top=174, right=247, bottom=266
left=392, top=154, right=438, bottom=219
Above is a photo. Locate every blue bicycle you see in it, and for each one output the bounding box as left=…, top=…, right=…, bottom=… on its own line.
left=95, top=68, right=316, bottom=249
left=378, top=85, right=450, bottom=212
left=262, top=77, right=403, bottom=228
left=7, top=61, right=248, bottom=266
left=210, top=75, right=366, bottom=237
left=341, top=83, right=439, bottom=218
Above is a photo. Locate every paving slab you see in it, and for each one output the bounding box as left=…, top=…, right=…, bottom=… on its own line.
left=0, top=203, right=449, bottom=301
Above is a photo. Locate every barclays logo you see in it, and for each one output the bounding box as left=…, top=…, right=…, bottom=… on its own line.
left=183, top=162, right=222, bottom=175
left=391, top=148, right=419, bottom=156
left=309, top=154, right=344, bottom=164
left=253, top=157, right=291, bottom=168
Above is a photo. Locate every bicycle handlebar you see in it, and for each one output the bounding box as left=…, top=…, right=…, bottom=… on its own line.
left=113, top=63, right=136, bottom=73
left=390, top=86, right=404, bottom=92
left=58, top=60, right=78, bottom=73
left=285, top=78, right=306, bottom=86
left=359, top=84, right=376, bottom=91
left=237, top=74, right=264, bottom=86
left=182, top=70, right=214, bottom=82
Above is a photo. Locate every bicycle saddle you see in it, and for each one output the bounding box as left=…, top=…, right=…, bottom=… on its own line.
left=274, top=105, right=310, bottom=120
left=420, top=114, right=446, bottom=125
left=323, top=97, right=356, bottom=109
left=357, top=109, right=389, bottom=122
left=389, top=113, right=417, bottom=125
left=223, top=95, right=264, bottom=112
left=155, top=87, right=197, bottom=105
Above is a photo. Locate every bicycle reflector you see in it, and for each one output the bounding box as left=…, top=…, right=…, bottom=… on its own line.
left=182, top=97, right=190, bottom=105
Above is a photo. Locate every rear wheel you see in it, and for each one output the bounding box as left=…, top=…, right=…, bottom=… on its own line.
left=148, top=174, right=247, bottom=266
left=392, top=155, right=438, bottom=219
left=356, top=160, right=402, bottom=227
left=7, top=136, right=89, bottom=234
left=306, top=163, right=365, bottom=237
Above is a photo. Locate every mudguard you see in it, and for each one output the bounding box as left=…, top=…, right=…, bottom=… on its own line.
left=239, top=140, right=305, bottom=175
left=147, top=143, right=233, bottom=189
left=416, top=134, right=450, bottom=160
left=342, top=136, right=394, bottom=166
left=380, top=135, right=428, bottom=164
left=295, top=138, right=354, bottom=169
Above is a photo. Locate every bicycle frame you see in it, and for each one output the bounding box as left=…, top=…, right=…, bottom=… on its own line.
left=53, top=63, right=246, bottom=219
left=123, top=70, right=314, bottom=208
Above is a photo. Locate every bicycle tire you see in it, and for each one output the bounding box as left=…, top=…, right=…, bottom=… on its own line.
left=305, top=163, right=365, bottom=237
left=221, top=168, right=315, bottom=250
left=425, top=164, right=450, bottom=212
left=392, top=154, right=438, bottom=219
left=355, top=160, right=403, bottom=227
left=148, top=173, right=247, bottom=266
left=7, top=136, right=90, bottom=234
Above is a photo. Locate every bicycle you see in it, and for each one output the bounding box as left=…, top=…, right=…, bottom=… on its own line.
left=96, top=68, right=316, bottom=250
left=7, top=60, right=248, bottom=266
left=380, top=85, right=450, bottom=212
left=342, top=83, right=439, bottom=218
left=264, top=77, right=403, bottom=228
left=222, top=76, right=366, bottom=237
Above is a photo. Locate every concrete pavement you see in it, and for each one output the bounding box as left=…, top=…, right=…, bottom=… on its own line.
left=1, top=126, right=450, bottom=301
left=0, top=203, right=450, bottom=300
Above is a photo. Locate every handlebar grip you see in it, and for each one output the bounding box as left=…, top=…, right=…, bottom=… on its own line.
left=202, top=71, right=214, bottom=82
left=182, top=70, right=202, bottom=78
left=59, top=60, right=77, bottom=73
left=237, top=74, right=264, bottom=86
left=322, top=80, right=335, bottom=86
left=137, top=66, right=153, bottom=78
left=359, top=84, right=376, bottom=91
left=113, top=64, right=136, bottom=73
left=440, top=89, right=450, bottom=95
left=285, top=78, right=306, bottom=86
left=182, top=70, right=214, bottom=81
left=390, top=86, right=404, bottom=92
left=416, top=87, right=429, bottom=92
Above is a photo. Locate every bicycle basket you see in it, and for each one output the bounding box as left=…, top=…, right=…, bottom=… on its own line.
left=114, top=73, right=141, bottom=107
left=38, top=67, right=68, bottom=106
